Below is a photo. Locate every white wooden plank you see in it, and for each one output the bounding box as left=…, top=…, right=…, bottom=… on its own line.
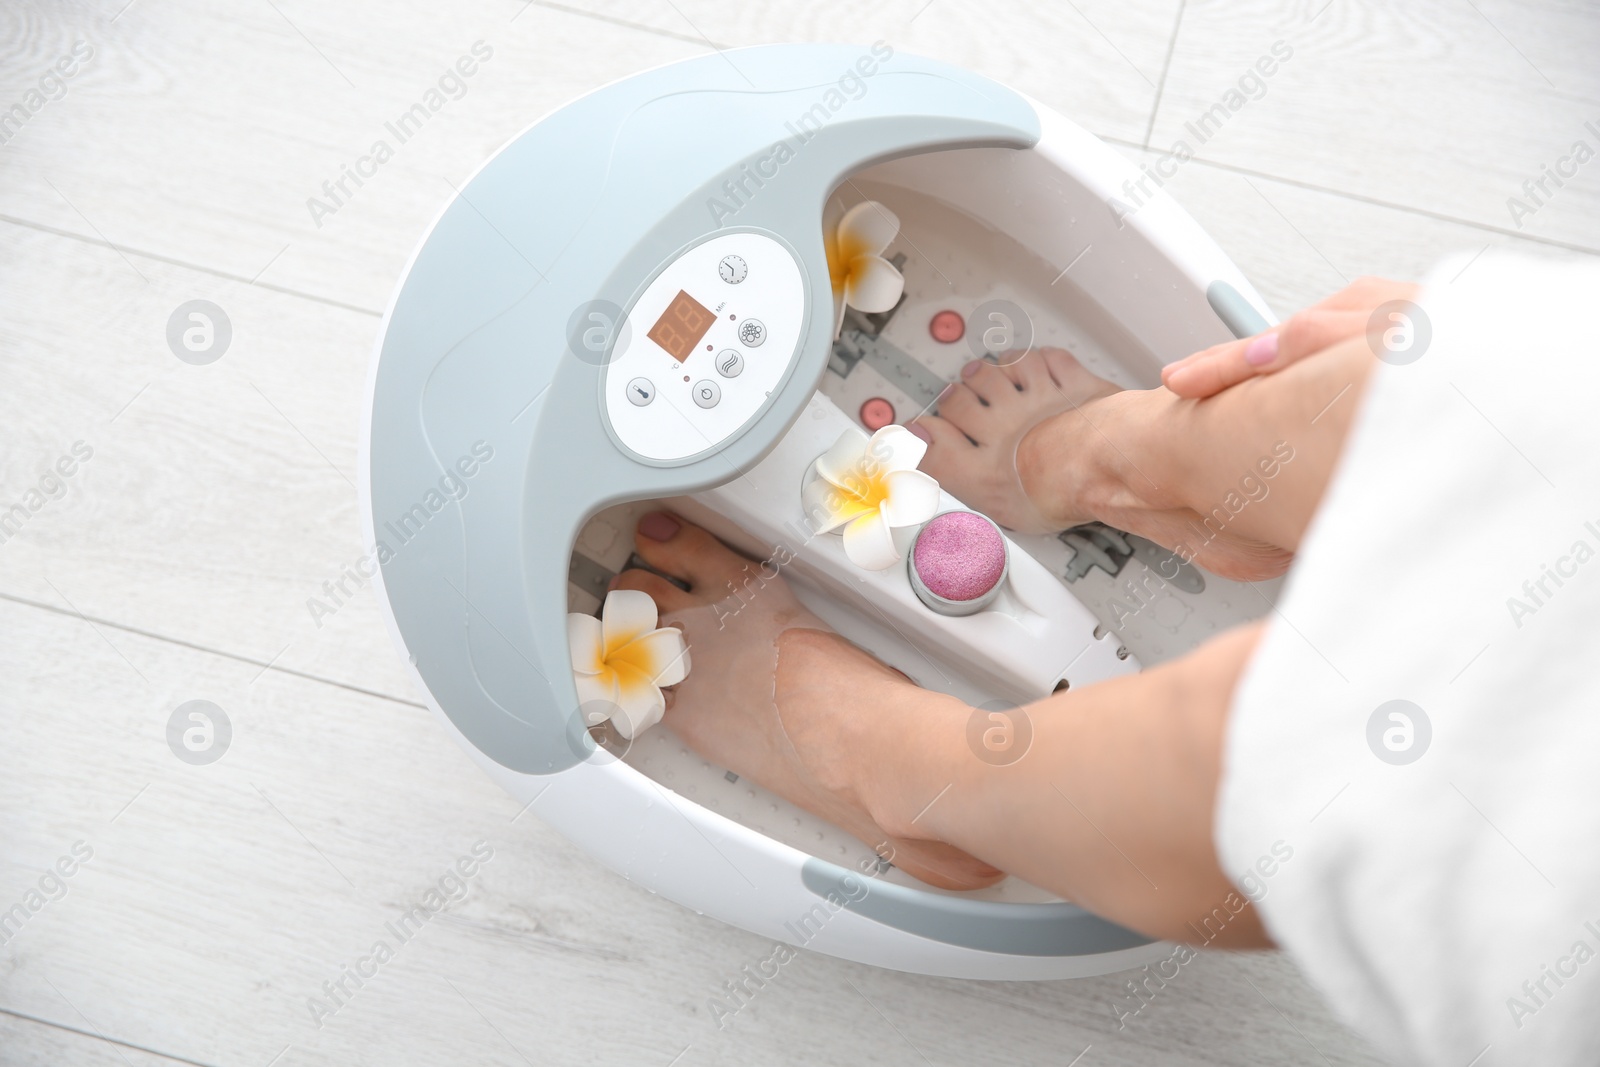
left=0, top=1011, right=197, bottom=1067
left=0, top=596, right=1383, bottom=1065
left=1116, top=142, right=1600, bottom=323
left=0, top=222, right=412, bottom=703
left=0, top=0, right=704, bottom=314
left=1149, top=0, right=1600, bottom=251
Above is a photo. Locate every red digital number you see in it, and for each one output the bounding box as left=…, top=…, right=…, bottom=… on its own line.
left=649, top=291, right=713, bottom=360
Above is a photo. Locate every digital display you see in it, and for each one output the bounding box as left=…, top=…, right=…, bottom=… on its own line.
left=647, top=290, right=716, bottom=361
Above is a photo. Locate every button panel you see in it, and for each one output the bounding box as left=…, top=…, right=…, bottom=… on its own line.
left=604, top=233, right=805, bottom=462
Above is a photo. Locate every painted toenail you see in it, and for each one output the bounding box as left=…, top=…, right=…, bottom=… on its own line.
left=960, top=360, right=982, bottom=379
left=639, top=512, right=680, bottom=541
left=906, top=421, right=932, bottom=443
left=1244, top=332, right=1279, bottom=366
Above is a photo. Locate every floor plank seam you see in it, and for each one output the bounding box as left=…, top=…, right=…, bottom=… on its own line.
left=0, top=215, right=384, bottom=318
left=0, top=590, right=426, bottom=711
left=0, top=1005, right=226, bottom=1067
left=525, top=0, right=729, bottom=50
left=1142, top=0, right=1189, bottom=150
left=1097, top=137, right=1600, bottom=259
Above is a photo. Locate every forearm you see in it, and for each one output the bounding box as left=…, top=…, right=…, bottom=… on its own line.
left=858, top=623, right=1269, bottom=946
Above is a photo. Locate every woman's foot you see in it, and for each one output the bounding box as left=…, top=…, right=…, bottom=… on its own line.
left=908, top=347, right=1120, bottom=533
left=911, top=347, right=1293, bottom=582
left=611, top=512, right=1001, bottom=892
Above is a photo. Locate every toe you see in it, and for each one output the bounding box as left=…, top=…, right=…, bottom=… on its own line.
left=1000, top=349, right=1051, bottom=391
left=610, top=568, right=697, bottom=615
left=911, top=416, right=991, bottom=503
left=961, top=360, right=1025, bottom=406
left=1040, top=347, right=1109, bottom=400
left=933, top=383, right=989, bottom=438
left=631, top=512, right=756, bottom=601
left=1039, top=346, right=1083, bottom=384
left=909, top=414, right=975, bottom=457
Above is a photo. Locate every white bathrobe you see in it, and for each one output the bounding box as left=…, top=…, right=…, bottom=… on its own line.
left=1216, top=252, right=1600, bottom=1066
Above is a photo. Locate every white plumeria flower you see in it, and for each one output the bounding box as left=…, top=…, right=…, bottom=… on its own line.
left=567, top=589, right=690, bottom=740
left=826, top=199, right=905, bottom=338
left=802, top=424, right=941, bottom=571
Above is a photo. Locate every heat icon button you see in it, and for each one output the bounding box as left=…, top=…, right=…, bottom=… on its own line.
left=715, top=349, right=744, bottom=378
left=625, top=377, right=655, bottom=406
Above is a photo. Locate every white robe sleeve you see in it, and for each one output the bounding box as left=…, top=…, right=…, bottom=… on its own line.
left=1215, top=252, right=1600, bottom=1067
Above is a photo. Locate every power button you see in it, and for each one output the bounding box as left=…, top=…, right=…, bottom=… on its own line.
left=692, top=379, right=721, bottom=408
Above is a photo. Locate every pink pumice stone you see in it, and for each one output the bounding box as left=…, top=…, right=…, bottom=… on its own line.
left=912, top=512, right=1006, bottom=601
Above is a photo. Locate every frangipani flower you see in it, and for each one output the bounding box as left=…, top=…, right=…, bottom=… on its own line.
left=802, top=424, right=940, bottom=571
left=567, top=589, right=690, bottom=740
left=825, top=199, right=905, bottom=338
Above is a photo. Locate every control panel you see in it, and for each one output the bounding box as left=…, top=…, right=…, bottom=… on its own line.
left=603, top=233, right=806, bottom=463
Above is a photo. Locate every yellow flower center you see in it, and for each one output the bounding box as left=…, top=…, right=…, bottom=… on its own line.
left=826, top=466, right=890, bottom=523
left=605, top=637, right=658, bottom=684
left=825, top=227, right=871, bottom=295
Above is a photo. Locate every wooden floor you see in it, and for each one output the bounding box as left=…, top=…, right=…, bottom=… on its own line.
left=2, top=0, right=1595, bottom=1064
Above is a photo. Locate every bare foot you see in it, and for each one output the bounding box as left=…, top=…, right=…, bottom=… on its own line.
left=611, top=512, right=1001, bottom=891
left=912, top=347, right=1293, bottom=582
left=909, top=347, right=1120, bottom=533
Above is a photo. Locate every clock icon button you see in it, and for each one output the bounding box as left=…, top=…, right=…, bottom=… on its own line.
left=718, top=255, right=748, bottom=284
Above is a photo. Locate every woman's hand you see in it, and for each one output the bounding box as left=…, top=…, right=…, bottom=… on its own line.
left=1162, top=276, right=1419, bottom=398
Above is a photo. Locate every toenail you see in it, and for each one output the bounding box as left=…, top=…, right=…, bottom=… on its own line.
left=639, top=512, right=680, bottom=541
left=960, top=360, right=982, bottom=379
left=906, top=421, right=932, bottom=444
left=1244, top=332, right=1279, bottom=366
